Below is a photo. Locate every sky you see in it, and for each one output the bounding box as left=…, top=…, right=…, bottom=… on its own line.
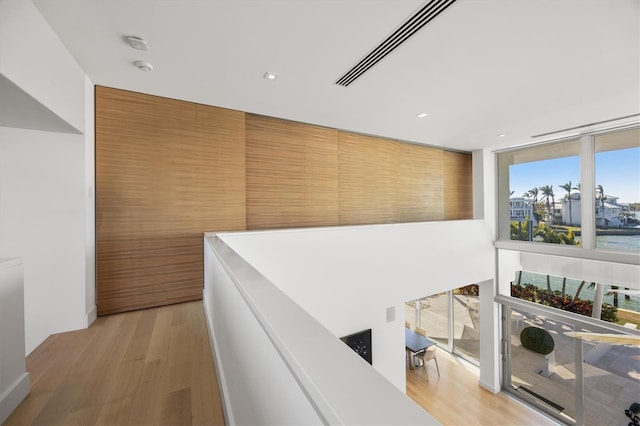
left=510, top=147, right=640, bottom=204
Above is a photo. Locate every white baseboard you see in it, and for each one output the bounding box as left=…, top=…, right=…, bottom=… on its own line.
left=86, top=305, right=97, bottom=327
left=479, top=379, right=500, bottom=394
left=0, top=372, right=30, bottom=424
left=202, top=291, right=234, bottom=426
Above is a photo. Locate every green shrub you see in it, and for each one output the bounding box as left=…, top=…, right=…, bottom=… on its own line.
left=520, top=326, right=555, bottom=355
left=510, top=283, right=618, bottom=323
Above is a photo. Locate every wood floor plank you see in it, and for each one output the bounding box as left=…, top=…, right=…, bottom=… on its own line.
left=2, top=299, right=557, bottom=426
left=406, top=348, right=558, bottom=425
left=3, top=301, right=224, bottom=426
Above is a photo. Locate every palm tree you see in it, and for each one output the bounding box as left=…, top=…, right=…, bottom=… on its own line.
left=596, top=184, right=607, bottom=220
left=539, top=185, right=555, bottom=224
left=573, top=280, right=587, bottom=302
left=573, top=281, right=596, bottom=303
left=526, top=187, right=542, bottom=221
left=560, top=181, right=573, bottom=225
left=610, top=285, right=619, bottom=308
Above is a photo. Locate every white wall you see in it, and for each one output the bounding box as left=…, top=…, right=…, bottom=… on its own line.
left=205, top=235, right=438, bottom=425
left=0, top=0, right=85, bottom=133
left=217, top=219, right=494, bottom=391
left=204, top=240, right=324, bottom=426
left=0, top=0, right=94, bottom=355
left=83, top=76, right=96, bottom=325
left=475, top=148, right=501, bottom=392
left=0, top=127, right=87, bottom=354
left=0, top=258, right=29, bottom=423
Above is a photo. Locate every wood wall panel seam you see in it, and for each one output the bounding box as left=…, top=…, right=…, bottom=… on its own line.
left=95, top=86, right=246, bottom=315
left=96, top=87, right=472, bottom=315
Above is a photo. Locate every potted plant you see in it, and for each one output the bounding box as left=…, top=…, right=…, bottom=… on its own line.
left=520, top=326, right=556, bottom=377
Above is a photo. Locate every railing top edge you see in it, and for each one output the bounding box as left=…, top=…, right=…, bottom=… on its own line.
left=207, top=236, right=438, bottom=425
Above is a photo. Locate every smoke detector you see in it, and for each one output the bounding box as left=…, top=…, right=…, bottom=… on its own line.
left=134, top=60, right=153, bottom=72
left=126, top=36, right=149, bottom=51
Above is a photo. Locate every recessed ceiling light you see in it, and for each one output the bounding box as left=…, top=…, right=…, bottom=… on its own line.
left=134, top=60, right=153, bottom=72
left=498, top=134, right=506, bottom=137
left=263, top=72, right=278, bottom=80
left=126, top=36, right=149, bottom=51
left=416, top=112, right=428, bottom=118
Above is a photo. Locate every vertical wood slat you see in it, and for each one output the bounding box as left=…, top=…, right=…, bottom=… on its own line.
left=246, top=114, right=339, bottom=229
left=95, top=86, right=245, bottom=316
left=396, top=142, right=444, bottom=222
left=443, top=151, right=473, bottom=220
left=96, top=88, right=471, bottom=315
left=246, top=115, right=472, bottom=228
left=338, top=132, right=398, bottom=225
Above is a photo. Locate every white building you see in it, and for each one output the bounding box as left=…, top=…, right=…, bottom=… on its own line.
left=560, top=193, right=623, bottom=227
left=509, top=197, right=536, bottom=223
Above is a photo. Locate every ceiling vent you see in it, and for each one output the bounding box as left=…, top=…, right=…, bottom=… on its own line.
left=335, top=0, right=458, bottom=87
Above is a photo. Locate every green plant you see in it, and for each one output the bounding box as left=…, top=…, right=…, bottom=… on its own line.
left=520, top=326, right=555, bottom=355
left=511, top=283, right=618, bottom=322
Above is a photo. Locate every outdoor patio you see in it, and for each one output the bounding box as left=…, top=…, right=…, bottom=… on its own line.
left=405, top=294, right=640, bottom=425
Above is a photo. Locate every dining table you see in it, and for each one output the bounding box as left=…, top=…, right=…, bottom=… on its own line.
left=405, top=328, right=436, bottom=370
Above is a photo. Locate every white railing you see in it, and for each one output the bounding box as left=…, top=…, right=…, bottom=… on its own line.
left=603, top=212, right=622, bottom=227
left=203, top=234, right=438, bottom=425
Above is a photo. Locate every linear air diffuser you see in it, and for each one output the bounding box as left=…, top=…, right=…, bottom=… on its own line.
left=335, top=0, right=458, bottom=87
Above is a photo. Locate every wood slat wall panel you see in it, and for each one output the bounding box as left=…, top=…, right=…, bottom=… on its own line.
left=396, top=143, right=444, bottom=222
left=338, top=132, right=398, bottom=225
left=443, top=151, right=473, bottom=220
left=246, top=114, right=339, bottom=230
left=96, top=89, right=471, bottom=315
left=95, top=86, right=245, bottom=315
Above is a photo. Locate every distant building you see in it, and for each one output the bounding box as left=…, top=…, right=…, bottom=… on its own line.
left=509, top=197, right=537, bottom=225
left=560, top=193, right=623, bottom=227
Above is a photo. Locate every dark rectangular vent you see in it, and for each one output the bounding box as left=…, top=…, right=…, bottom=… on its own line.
left=335, top=0, right=457, bottom=87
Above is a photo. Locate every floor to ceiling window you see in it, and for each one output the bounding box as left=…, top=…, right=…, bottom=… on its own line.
left=495, top=122, right=640, bottom=425
left=406, top=284, right=480, bottom=366
left=498, top=296, right=640, bottom=426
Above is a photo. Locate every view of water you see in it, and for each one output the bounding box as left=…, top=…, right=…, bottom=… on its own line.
left=595, top=234, right=640, bottom=250
left=574, top=234, right=640, bottom=251
left=518, top=271, right=640, bottom=312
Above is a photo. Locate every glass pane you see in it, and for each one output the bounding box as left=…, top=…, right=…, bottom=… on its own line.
left=510, top=271, right=638, bottom=325
left=594, top=128, right=640, bottom=252
left=500, top=139, right=581, bottom=245
left=415, top=292, right=449, bottom=347
left=507, top=307, right=576, bottom=423
left=576, top=324, right=640, bottom=426
left=505, top=303, right=640, bottom=425
left=452, top=284, right=479, bottom=365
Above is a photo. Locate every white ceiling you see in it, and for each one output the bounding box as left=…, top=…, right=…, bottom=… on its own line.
left=33, top=0, right=639, bottom=152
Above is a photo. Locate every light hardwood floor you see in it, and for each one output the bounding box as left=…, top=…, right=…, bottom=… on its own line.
left=5, top=300, right=559, bottom=426
left=3, top=301, right=224, bottom=426
left=406, top=349, right=559, bottom=426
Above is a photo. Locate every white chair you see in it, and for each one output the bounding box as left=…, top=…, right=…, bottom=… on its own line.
left=414, top=345, right=440, bottom=381
left=415, top=326, right=427, bottom=337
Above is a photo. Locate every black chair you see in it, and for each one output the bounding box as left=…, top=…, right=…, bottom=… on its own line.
left=625, top=402, right=640, bottom=426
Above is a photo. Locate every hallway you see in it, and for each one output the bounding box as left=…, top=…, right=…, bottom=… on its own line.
left=3, top=301, right=224, bottom=425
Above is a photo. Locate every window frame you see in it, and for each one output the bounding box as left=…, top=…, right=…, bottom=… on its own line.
left=495, top=125, right=640, bottom=266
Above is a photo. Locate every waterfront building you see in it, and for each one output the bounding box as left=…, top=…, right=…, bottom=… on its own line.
left=560, top=193, right=623, bottom=227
